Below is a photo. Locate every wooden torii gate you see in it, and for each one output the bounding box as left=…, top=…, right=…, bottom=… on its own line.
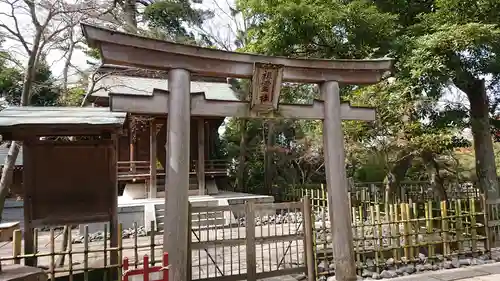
left=82, top=23, right=393, bottom=281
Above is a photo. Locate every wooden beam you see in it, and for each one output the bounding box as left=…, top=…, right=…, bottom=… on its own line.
left=109, top=92, right=169, bottom=115
left=197, top=119, right=205, bottom=195
left=149, top=118, right=157, bottom=198
left=110, top=91, right=376, bottom=121
left=99, top=43, right=386, bottom=84
left=82, top=23, right=393, bottom=84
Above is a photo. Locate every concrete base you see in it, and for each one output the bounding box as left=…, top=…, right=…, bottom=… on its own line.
left=0, top=265, right=47, bottom=281
left=80, top=191, right=274, bottom=234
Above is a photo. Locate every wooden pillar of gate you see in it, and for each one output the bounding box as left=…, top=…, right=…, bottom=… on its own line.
left=322, top=81, right=356, bottom=280
left=163, top=69, right=191, bottom=281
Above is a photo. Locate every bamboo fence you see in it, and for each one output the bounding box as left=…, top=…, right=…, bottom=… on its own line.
left=284, top=184, right=489, bottom=276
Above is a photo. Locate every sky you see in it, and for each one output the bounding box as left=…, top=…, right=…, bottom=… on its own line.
left=0, top=0, right=238, bottom=83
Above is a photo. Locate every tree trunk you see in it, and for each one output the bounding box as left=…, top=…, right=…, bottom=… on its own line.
left=236, top=119, right=247, bottom=192
left=467, top=79, right=499, bottom=198
left=0, top=142, right=20, bottom=221
left=422, top=151, right=448, bottom=201
left=384, top=151, right=414, bottom=205
left=122, top=0, right=137, bottom=33
left=0, top=31, right=41, bottom=220
left=264, top=121, right=275, bottom=192
left=62, top=38, right=76, bottom=99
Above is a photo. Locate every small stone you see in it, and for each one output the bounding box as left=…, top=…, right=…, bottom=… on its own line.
left=432, top=264, right=440, bottom=271
left=471, top=258, right=485, bottom=266
left=451, top=258, right=460, bottom=268
left=424, top=263, right=433, bottom=271
left=317, top=261, right=328, bottom=273
left=401, top=264, right=415, bottom=274
left=329, top=263, right=335, bottom=270
left=366, top=259, right=376, bottom=271
left=400, top=257, right=409, bottom=264
left=362, top=269, right=374, bottom=278
left=459, top=258, right=471, bottom=267
left=418, top=253, right=427, bottom=263
left=435, top=254, right=444, bottom=261
left=478, top=254, right=490, bottom=260
left=415, top=264, right=425, bottom=272
left=443, top=261, right=453, bottom=269
left=385, top=258, right=395, bottom=266
left=380, top=270, right=397, bottom=279
left=371, top=272, right=381, bottom=279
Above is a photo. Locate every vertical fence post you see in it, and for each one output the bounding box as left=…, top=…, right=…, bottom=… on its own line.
left=482, top=195, right=491, bottom=252
left=123, top=257, right=129, bottom=281
left=441, top=201, right=450, bottom=257
left=163, top=253, right=169, bottom=281
left=12, top=229, right=21, bottom=264
left=187, top=203, right=192, bottom=281
left=143, top=256, right=150, bottom=281
left=245, top=201, right=256, bottom=281
left=303, top=196, right=316, bottom=281
left=150, top=221, right=155, bottom=266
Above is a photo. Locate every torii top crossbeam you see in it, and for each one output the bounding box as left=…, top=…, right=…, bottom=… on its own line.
left=82, top=23, right=392, bottom=84
left=81, top=22, right=394, bottom=281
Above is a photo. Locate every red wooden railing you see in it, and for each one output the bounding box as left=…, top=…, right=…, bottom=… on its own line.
left=122, top=253, right=169, bottom=281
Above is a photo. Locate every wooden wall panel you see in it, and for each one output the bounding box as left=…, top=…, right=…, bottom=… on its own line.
left=25, top=141, right=115, bottom=226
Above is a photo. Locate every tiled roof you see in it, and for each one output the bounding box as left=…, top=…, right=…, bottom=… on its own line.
left=91, top=75, right=240, bottom=101
left=0, top=107, right=127, bottom=127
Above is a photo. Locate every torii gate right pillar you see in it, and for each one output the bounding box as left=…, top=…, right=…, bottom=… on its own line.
left=322, top=81, right=356, bottom=279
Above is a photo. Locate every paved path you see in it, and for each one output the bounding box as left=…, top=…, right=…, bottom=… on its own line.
left=389, top=263, right=500, bottom=281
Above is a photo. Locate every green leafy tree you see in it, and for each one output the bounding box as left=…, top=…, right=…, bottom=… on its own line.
left=235, top=0, right=500, bottom=198
left=144, top=0, right=214, bottom=43
left=0, top=60, right=62, bottom=106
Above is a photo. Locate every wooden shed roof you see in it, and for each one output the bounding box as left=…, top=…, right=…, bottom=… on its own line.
left=0, top=107, right=127, bottom=140
left=91, top=75, right=240, bottom=101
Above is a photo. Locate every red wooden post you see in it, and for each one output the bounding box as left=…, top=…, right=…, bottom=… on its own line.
left=143, top=255, right=150, bottom=281
left=162, top=253, right=169, bottom=281
left=123, top=257, right=130, bottom=281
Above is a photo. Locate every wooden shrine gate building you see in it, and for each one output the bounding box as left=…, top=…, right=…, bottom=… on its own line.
left=82, top=23, right=394, bottom=281
left=0, top=107, right=127, bottom=266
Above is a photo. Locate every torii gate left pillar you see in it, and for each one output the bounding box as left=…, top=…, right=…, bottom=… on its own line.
left=164, top=68, right=191, bottom=281
left=82, top=23, right=393, bottom=281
